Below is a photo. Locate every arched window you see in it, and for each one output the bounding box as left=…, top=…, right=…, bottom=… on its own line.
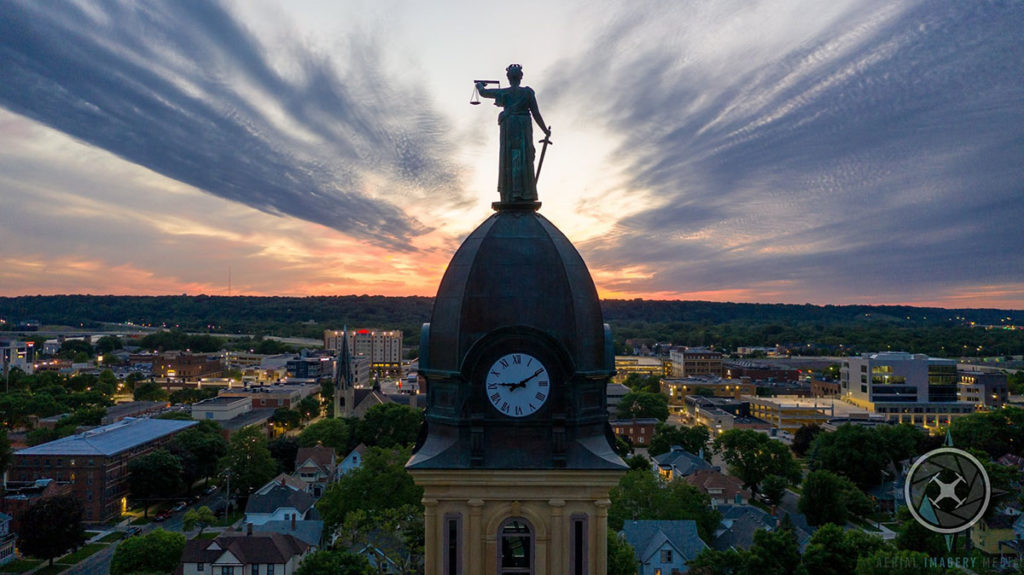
left=498, top=517, right=534, bottom=574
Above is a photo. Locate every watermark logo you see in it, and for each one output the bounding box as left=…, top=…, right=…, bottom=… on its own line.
left=904, top=446, right=990, bottom=534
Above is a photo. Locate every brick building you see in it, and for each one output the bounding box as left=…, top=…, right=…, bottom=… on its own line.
left=8, top=418, right=197, bottom=523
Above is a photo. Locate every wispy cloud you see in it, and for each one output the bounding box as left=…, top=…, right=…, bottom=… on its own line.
left=552, top=0, right=1024, bottom=304
left=0, top=0, right=468, bottom=251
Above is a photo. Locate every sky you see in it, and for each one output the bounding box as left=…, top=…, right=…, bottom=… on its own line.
left=1, top=0, right=1022, bottom=309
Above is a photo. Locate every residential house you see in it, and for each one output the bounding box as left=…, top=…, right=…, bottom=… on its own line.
left=337, top=444, right=367, bottom=477
left=254, top=517, right=324, bottom=548
left=620, top=520, right=708, bottom=575
left=244, top=477, right=318, bottom=526
left=683, top=469, right=750, bottom=506
left=711, top=505, right=812, bottom=552
left=179, top=528, right=310, bottom=575
left=653, top=446, right=714, bottom=482
left=0, top=513, right=15, bottom=566
left=971, top=512, right=1020, bottom=555
left=293, top=445, right=336, bottom=497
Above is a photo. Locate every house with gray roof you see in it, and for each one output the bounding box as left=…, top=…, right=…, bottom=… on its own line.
left=712, top=505, right=812, bottom=553
left=620, top=520, right=708, bottom=575
left=244, top=480, right=319, bottom=526
left=653, top=446, right=715, bottom=481
left=253, top=518, right=324, bottom=548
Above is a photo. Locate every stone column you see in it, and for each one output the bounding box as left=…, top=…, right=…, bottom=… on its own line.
left=468, top=498, right=484, bottom=575
left=595, top=499, right=611, bottom=575
left=423, top=498, right=439, bottom=575
left=548, top=499, right=566, bottom=575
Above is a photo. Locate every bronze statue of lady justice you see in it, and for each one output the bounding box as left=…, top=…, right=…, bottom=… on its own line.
left=474, top=65, right=551, bottom=205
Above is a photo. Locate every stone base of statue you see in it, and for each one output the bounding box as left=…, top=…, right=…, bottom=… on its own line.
left=492, top=200, right=541, bottom=212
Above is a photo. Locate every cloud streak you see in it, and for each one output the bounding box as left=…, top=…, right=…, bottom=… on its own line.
left=0, top=0, right=466, bottom=251
left=552, top=0, right=1024, bottom=305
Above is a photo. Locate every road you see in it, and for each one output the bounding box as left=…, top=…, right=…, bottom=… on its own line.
left=59, top=490, right=222, bottom=575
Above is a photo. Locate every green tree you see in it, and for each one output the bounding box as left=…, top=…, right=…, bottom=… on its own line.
left=616, top=391, right=669, bottom=421
left=607, top=533, right=637, bottom=575
left=0, top=428, right=12, bottom=477
left=16, top=495, right=86, bottom=566
left=623, top=373, right=662, bottom=394
left=648, top=423, right=710, bottom=457
left=357, top=403, right=423, bottom=448
left=128, top=449, right=184, bottom=515
left=855, top=548, right=954, bottom=575
left=299, top=417, right=353, bottom=453
left=892, top=507, right=949, bottom=558
left=746, top=526, right=807, bottom=575
left=297, top=395, right=321, bottom=421
left=949, top=407, right=1024, bottom=458
left=790, top=423, right=822, bottom=458
left=317, top=446, right=423, bottom=534
left=269, top=436, right=300, bottom=474
left=168, top=426, right=228, bottom=491
left=802, top=523, right=887, bottom=575
left=714, top=429, right=801, bottom=499
left=57, top=339, right=93, bottom=360
left=270, top=407, right=302, bottom=430
left=220, top=426, right=277, bottom=500
left=625, top=453, right=651, bottom=472
left=295, top=549, right=375, bottom=575
left=336, top=504, right=424, bottom=574
left=608, top=469, right=720, bottom=541
left=182, top=506, right=217, bottom=537
left=799, top=470, right=872, bottom=526
left=133, top=380, right=168, bottom=401
left=760, top=474, right=789, bottom=507
left=689, top=547, right=749, bottom=575
left=808, top=425, right=888, bottom=489
left=110, top=529, right=186, bottom=575
left=95, top=336, right=124, bottom=355
left=1007, top=371, right=1024, bottom=395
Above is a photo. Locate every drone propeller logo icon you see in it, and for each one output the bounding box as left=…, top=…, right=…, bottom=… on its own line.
left=904, top=447, right=990, bottom=534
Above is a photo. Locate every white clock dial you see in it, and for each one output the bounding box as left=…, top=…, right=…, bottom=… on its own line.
left=485, top=352, right=549, bottom=417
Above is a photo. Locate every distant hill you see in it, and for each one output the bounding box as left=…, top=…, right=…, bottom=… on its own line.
left=2, top=296, right=1021, bottom=356
left=0, top=295, right=1019, bottom=329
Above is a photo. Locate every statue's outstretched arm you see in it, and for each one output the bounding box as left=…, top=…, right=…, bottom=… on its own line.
left=530, top=94, right=550, bottom=136
left=476, top=82, right=499, bottom=100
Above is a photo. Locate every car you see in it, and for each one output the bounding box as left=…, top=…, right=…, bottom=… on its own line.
left=205, top=485, right=218, bottom=495
left=123, top=527, right=140, bottom=538
left=172, top=502, right=187, bottom=512
left=154, top=510, right=172, bottom=521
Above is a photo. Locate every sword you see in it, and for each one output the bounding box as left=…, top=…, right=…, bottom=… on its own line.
left=535, top=126, right=553, bottom=184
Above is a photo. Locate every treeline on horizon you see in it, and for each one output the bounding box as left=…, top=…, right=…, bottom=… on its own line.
left=1, top=295, right=1022, bottom=357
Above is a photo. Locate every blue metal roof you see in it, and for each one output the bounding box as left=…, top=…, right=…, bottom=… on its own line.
left=15, top=417, right=197, bottom=456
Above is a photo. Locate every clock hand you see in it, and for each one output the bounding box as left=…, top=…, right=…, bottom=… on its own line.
left=515, top=368, right=545, bottom=389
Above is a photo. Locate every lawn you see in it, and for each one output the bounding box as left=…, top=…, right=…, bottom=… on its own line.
left=212, top=510, right=244, bottom=527
left=33, top=565, right=67, bottom=575
left=59, top=543, right=109, bottom=564
left=1, top=558, right=43, bottom=573
left=98, top=532, right=124, bottom=543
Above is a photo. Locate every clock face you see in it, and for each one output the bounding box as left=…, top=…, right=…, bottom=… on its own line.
left=485, top=352, right=550, bottom=417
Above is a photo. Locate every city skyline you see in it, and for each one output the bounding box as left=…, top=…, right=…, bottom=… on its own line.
left=1, top=0, right=1022, bottom=309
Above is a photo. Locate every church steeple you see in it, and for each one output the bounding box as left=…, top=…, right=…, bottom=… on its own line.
left=334, top=326, right=355, bottom=418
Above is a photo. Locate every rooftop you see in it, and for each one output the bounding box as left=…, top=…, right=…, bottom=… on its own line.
left=15, top=417, right=196, bottom=457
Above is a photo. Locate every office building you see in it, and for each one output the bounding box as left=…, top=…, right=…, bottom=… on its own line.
left=9, top=418, right=197, bottom=523
left=669, top=348, right=723, bottom=378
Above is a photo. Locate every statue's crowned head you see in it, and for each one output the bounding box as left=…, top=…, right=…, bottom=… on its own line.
left=506, top=64, right=523, bottom=83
